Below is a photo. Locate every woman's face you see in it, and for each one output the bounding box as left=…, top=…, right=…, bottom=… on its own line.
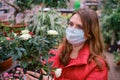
left=65, top=14, right=87, bottom=45
left=68, top=14, right=83, bottom=30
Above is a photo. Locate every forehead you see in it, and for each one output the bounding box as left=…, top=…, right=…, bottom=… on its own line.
left=70, top=14, right=82, bottom=25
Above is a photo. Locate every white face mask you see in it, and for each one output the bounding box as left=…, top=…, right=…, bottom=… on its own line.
left=65, top=27, right=87, bottom=45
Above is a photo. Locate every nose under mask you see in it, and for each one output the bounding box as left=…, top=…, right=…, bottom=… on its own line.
left=65, top=27, right=87, bottom=45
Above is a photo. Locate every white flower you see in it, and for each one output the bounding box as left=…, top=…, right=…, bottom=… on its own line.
left=55, top=68, right=62, bottom=78
left=14, top=33, right=17, bottom=37
left=47, top=30, right=58, bottom=35
left=21, top=30, right=29, bottom=34
left=1, top=41, right=3, bottom=42
left=20, top=34, right=31, bottom=40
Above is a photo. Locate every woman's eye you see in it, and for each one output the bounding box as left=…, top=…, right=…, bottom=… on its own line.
left=77, top=25, right=83, bottom=29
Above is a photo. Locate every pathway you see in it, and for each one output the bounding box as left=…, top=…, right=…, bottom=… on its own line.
left=105, top=52, right=120, bottom=80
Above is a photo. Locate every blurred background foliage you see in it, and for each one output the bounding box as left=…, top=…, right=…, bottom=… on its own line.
left=4, top=0, right=69, bottom=23
left=14, top=0, right=69, bottom=10
left=101, top=0, right=120, bottom=44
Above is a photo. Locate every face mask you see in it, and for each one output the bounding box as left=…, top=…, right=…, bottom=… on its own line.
left=65, top=27, right=86, bottom=45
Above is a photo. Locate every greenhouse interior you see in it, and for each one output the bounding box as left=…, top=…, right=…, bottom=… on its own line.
left=0, top=0, right=120, bottom=80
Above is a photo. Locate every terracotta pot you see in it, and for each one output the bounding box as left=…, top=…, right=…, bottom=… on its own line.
left=13, top=23, right=27, bottom=28
left=117, top=61, right=120, bottom=65
left=0, top=57, right=13, bottom=72
left=3, top=21, right=11, bottom=25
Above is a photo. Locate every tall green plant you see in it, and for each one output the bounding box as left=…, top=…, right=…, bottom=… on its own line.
left=31, top=9, right=67, bottom=40
left=101, top=0, right=120, bottom=43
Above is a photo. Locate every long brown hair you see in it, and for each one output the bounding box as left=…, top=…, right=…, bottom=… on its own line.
left=59, top=8, right=109, bottom=69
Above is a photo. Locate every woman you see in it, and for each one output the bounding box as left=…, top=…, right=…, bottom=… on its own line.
left=23, top=8, right=109, bottom=80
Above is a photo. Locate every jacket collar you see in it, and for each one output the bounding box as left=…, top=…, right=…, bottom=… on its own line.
left=65, top=44, right=90, bottom=67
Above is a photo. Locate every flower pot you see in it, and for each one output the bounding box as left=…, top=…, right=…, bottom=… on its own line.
left=116, top=61, right=120, bottom=65
left=13, top=23, right=27, bottom=28
left=10, top=23, right=27, bottom=34
left=117, top=45, right=120, bottom=51
left=0, top=57, right=13, bottom=72
left=2, top=21, right=11, bottom=25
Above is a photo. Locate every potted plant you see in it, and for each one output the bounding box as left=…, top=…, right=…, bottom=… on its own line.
left=114, top=51, right=120, bottom=65
left=0, top=8, right=68, bottom=80
left=0, top=29, right=59, bottom=79
left=17, top=29, right=59, bottom=71
left=0, top=35, right=13, bottom=72
left=0, top=31, right=26, bottom=72
left=23, top=9, right=68, bottom=78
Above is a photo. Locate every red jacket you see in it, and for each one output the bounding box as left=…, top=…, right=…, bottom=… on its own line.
left=49, top=44, right=108, bottom=80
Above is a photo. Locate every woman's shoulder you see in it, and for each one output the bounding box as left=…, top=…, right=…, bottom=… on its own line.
left=96, top=56, right=106, bottom=65
left=90, top=55, right=108, bottom=70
